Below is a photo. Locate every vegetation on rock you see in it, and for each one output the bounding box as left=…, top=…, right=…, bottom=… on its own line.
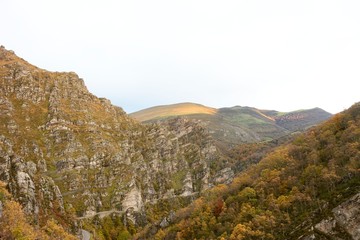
left=0, top=181, right=77, bottom=239
left=0, top=46, right=357, bottom=239
left=0, top=46, right=230, bottom=238
left=142, top=103, right=360, bottom=239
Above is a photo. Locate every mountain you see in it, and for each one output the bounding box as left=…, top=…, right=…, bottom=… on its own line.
left=130, top=102, right=217, bottom=121
left=0, top=46, right=232, bottom=238
left=131, top=103, right=332, bottom=145
left=1, top=46, right=357, bottom=240
left=140, top=102, right=360, bottom=240
left=273, top=107, right=334, bottom=131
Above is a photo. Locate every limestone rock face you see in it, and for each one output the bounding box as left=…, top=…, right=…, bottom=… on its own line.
left=314, top=193, right=360, bottom=240
left=159, top=211, right=175, bottom=228
left=214, top=167, right=235, bottom=184
left=332, top=193, right=360, bottom=240
left=14, top=171, right=36, bottom=212
left=314, top=218, right=337, bottom=238
left=0, top=46, right=231, bottom=226
left=4, top=155, right=38, bottom=214
left=180, top=172, right=194, bottom=197
left=122, top=180, right=144, bottom=223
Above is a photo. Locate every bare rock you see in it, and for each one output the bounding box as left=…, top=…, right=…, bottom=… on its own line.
left=332, top=193, right=360, bottom=240
left=180, top=172, right=194, bottom=197
left=122, top=185, right=143, bottom=212
left=315, top=193, right=360, bottom=240
left=214, top=167, right=235, bottom=184
left=15, top=171, right=37, bottom=213
left=315, top=218, right=337, bottom=237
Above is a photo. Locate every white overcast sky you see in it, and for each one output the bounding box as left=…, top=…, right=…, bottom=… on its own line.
left=2, top=0, right=360, bottom=114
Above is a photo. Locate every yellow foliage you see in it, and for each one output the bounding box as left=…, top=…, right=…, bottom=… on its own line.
left=42, top=219, right=78, bottom=240
left=0, top=200, right=38, bottom=240
left=230, top=223, right=265, bottom=240
left=154, top=229, right=166, bottom=240
left=0, top=181, right=77, bottom=240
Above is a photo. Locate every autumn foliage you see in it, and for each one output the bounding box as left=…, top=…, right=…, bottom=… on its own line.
left=149, top=103, right=360, bottom=239
left=0, top=182, right=77, bottom=240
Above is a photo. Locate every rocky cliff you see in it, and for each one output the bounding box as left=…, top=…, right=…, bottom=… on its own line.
left=0, top=46, right=231, bottom=232
left=311, top=192, right=360, bottom=240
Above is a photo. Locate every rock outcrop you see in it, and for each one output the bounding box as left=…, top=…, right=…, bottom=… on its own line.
left=0, top=46, right=230, bottom=228
left=314, top=193, right=360, bottom=240
left=299, top=192, right=360, bottom=240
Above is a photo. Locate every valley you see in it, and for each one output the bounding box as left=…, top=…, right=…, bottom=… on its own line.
left=0, top=46, right=359, bottom=240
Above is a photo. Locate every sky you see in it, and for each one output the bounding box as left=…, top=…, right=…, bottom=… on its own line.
left=1, top=0, right=360, bottom=114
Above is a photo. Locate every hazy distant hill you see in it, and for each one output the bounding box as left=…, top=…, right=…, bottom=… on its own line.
left=130, top=102, right=217, bottom=121
left=274, top=107, right=334, bottom=131
left=131, top=103, right=332, bottom=145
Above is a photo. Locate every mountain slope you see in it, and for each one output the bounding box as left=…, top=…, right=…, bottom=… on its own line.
left=274, top=107, right=334, bottom=131
left=143, top=102, right=360, bottom=239
left=131, top=103, right=332, bottom=145
left=0, top=46, right=233, bottom=238
left=130, top=102, right=217, bottom=121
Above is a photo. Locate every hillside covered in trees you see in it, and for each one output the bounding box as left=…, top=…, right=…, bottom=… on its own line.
left=141, top=103, right=360, bottom=240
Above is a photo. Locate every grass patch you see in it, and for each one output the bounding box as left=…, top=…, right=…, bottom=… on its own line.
left=171, top=170, right=187, bottom=192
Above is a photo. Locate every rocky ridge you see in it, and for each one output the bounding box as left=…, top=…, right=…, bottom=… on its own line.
left=0, top=46, right=231, bottom=230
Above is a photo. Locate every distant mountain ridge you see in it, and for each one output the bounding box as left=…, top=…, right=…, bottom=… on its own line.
left=131, top=102, right=217, bottom=121
left=131, top=103, right=332, bottom=144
